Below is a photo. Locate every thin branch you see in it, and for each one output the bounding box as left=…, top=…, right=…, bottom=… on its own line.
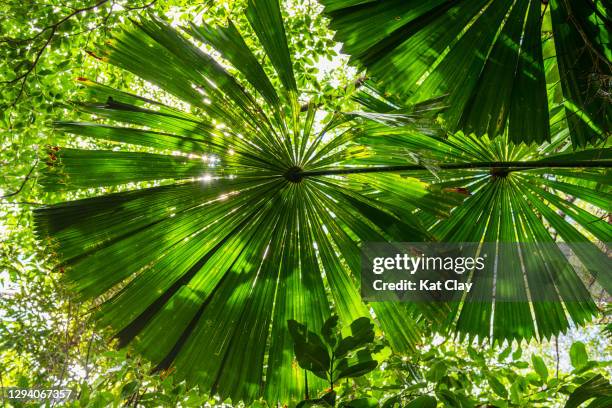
left=82, top=333, right=95, bottom=385
left=6, top=30, right=55, bottom=105
left=541, top=2, right=549, bottom=20
left=0, top=159, right=38, bottom=199
left=299, top=160, right=612, bottom=177
left=1, top=0, right=111, bottom=105
left=555, top=337, right=560, bottom=379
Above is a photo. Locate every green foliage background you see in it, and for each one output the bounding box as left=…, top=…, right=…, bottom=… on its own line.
left=0, top=1, right=610, bottom=407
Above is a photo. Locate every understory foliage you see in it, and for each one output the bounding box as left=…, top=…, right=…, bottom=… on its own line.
left=0, top=0, right=610, bottom=407
left=288, top=316, right=381, bottom=407
left=291, top=318, right=612, bottom=408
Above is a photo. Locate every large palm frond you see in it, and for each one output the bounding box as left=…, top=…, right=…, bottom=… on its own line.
left=321, top=0, right=611, bottom=147
left=351, top=84, right=611, bottom=342
left=34, top=2, right=461, bottom=403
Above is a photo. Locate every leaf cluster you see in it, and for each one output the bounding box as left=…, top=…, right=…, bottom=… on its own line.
left=288, top=316, right=382, bottom=407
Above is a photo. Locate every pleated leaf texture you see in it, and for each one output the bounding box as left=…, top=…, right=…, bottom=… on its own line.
left=34, top=3, right=464, bottom=404
left=352, top=84, right=612, bottom=343
left=321, top=0, right=611, bottom=147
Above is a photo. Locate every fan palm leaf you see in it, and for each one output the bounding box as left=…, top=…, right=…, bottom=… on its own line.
left=351, top=85, right=611, bottom=342
left=321, top=0, right=611, bottom=147
left=34, top=2, right=462, bottom=403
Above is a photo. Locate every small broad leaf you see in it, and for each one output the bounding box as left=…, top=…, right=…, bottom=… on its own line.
left=467, top=345, right=485, bottom=365
left=436, top=390, right=463, bottom=407
left=570, top=342, right=589, bottom=369
left=573, top=360, right=599, bottom=375
left=335, top=317, right=375, bottom=358
left=487, top=375, right=508, bottom=399
left=321, top=390, right=337, bottom=407
left=498, top=345, right=512, bottom=362
left=381, top=395, right=401, bottom=408
left=288, top=319, right=309, bottom=343
left=294, top=345, right=329, bottom=380
left=404, top=395, right=437, bottom=408
left=321, top=315, right=339, bottom=347
left=349, top=317, right=374, bottom=336
left=120, top=380, right=139, bottom=399
left=525, top=372, right=543, bottom=386
left=334, top=359, right=378, bottom=381
left=297, top=391, right=337, bottom=408
left=288, top=319, right=330, bottom=377
left=512, top=346, right=523, bottom=360
left=531, top=355, right=549, bottom=382
left=425, top=360, right=447, bottom=383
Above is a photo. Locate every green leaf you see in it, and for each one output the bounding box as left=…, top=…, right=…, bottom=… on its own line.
left=425, top=360, right=447, bottom=383
left=549, top=0, right=611, bottom=147
left=321, top=315, right=340, bottom=347
left=298, top=391, right=337, bottom=408
left=498, top=345, right=512, bottom=362
left=404, top=395, right=437, bottom=408
left=288, top=320, right=331, bottom=378
left=435, top=390, right=464, bottom=408
left=334, top=317, right=375, bottom=358
left=512, top=346, right=523, bottom=361
left=467, top=346, right=485, bottom=365
left=570, top=342, right=589, bottom=370
left=339, top=397, right=379, bottom=408
left=120, top=381, right=139, bottom=399
left=40, top=148, right=213, bottom=191
left=321, top=391, right=337, bottom=407
left=334, top=355, right=378, bottom=381
left=531, top=355, right=549, bottom=382
left=188, top=20, right=281, bottom=111
left=487, top=375, right=508, bottom=399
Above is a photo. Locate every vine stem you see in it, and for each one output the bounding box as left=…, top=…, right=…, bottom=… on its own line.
left=299, top=160, right=612, bottom=177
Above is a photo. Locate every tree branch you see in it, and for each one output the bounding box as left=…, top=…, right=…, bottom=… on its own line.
left=0, top=159, right=38, bottom=199
left=1, top=0, right=112, bottom=106
left=1, top=0, right=156, bottom=106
